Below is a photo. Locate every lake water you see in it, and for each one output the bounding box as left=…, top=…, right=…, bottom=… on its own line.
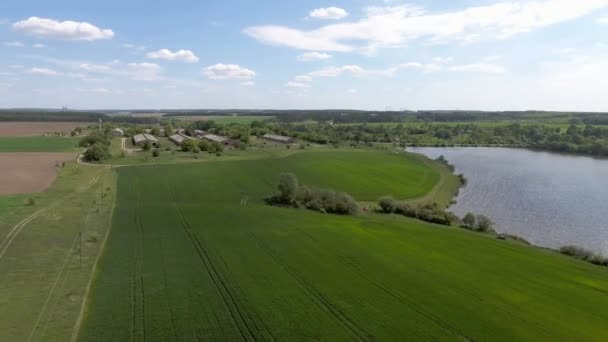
left=409, top=147, right=608, bottom=256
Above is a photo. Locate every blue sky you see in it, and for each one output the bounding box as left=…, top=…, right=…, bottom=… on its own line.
left=1, top=0, right=608, bottom=110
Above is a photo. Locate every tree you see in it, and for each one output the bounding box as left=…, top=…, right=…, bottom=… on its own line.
left=152, top=149, right=160, bottom=157
left=151, top=127, right=160, bottom=136
left=142, top=141, right=152, bottom=151
left=181, top=140, right=197, bottom=152
left=277, top=173, right=299, bottom=205
left=378, top=196, right=397, bottom=213
left=462, top=213, right=476, bottom=228
left=476, top=215, right=494, bottom=232
left=83, top=142, right=111, bottom=161
left=198, top=140, right=211, bottom=152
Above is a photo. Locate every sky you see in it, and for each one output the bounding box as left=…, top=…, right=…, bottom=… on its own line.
left=1, top=0, right=608, bottom=111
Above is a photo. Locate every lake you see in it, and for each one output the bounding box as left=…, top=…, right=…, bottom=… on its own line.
left=409, top=147, right=608, bottom=256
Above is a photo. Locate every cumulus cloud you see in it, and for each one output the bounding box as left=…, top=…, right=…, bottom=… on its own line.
left=147, top=48, right=199, bottom=63
left=309, top=7, right=349, bottom=20
left=449, top=63, right=506, bottom=74
left=13, top=17, right=114, bottom=41
left=245, top=0, right=608, bottom=52
left=26, top=67, right=60, bottom=76
left=297, top=52, right=333, bottom=62
left=78, top=63, right=113, bottom=72
left=203, top=64, right=256, bottom=80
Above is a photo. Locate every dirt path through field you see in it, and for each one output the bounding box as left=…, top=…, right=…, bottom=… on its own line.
left=0, top=176, right=99, bottom=261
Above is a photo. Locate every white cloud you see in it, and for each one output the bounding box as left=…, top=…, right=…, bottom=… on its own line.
left=294, top=75, right=313, bottom=83
left=246, top=1, right=608, bottom=52
left=347, top=88, right=358, bottom=94
left=449, top=63, right=506, bottom=74
left=78, top=63, right=112, bottom=72
left=13, top=17, right=114, bottom=41
left=203, top=64, right=256, bottom=80
left=297, top=52, right=333, bottom=62
left=308, top=65, right=365, bottom=77
left=4, top=41, right=24, bottom=47
left=398, top=62, right=442, bottom=73
left=128, top=63, right=162, bottom=81
left=25, top=67, right=60, bottom=76
left=286, top=81, right=311, bottom=88
left=597, top=15, right=608, bottom=23
left=77, top=87, right=110, bottom=93
left=33, top=43, right=45, bottom=48
left=147, top=48, right=199, bottom=63
left=241, top=81, right=255, bottom=86
left=309, top=7, right=349, bottom=20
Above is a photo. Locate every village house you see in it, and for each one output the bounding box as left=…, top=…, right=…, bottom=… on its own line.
left=112, top=128, right=124, bottom=137
left=132, top=134, right=159, bottom=147
left=202, top=134, right=230, bottom=145
left=263, top=134, right=295, bottom=144
left=169, top=134, right=195, bottom=146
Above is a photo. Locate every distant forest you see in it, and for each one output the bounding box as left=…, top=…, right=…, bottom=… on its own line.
left=2, top=109, right=608, bottom=125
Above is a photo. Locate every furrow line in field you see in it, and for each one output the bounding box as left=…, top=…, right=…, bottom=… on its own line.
left=296, top=228, right=471, bottom=341
left=245, top=230, right=371, bottom=342
left=166, top=187, right=255, bottom=342
left=159, top=236, right=180, bottom=342
left=133, top=180, right=146, bottom=342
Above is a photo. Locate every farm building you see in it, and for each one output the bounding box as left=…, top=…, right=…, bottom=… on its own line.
left=263, top=134, right=295, bottom=144
left=112, top=128, right=124, bottom=136
left=193, top=129, right=206, bottom=137
left=169, top=134, right=195, bottom=146
left=202, top=134, right=230, bottom=145
left=132, top=134, right=159, bottom=147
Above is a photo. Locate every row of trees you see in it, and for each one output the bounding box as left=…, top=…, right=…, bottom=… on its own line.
left=377, top=196, right=456, bottom=225
left=267, top=173, right=359, bottom=215
left=180, top=139, right=224, bottom=154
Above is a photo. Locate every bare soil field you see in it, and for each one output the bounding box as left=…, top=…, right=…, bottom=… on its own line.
left=0, top=122, right=91, bottom=137
left=0, top=152, right=77, bottom=194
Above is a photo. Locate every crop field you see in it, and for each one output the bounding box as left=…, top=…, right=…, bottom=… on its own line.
left=0, top=136, right=79, bottom=152
left=0, top=122, right=88, bottom=137
left=0, top=163, right=116, bottom=341
left=0, top=152, right=78, bottom=195
left=78, top=150, right=608, bottom=341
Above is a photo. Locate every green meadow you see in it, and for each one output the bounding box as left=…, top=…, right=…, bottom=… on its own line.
left=0, top=136, right=79, bottom=152
left=77, top=150, right=608, bottom=341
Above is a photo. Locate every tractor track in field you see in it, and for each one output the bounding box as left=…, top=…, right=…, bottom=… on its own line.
left=167, top=186, right=259, bottom=342
left=245, top=230, right=371, bottom=342
left=295, top=228, right=472, bottom=341
left=0, top=176, right=99, bottom=262
left=159, top=236, right=180, bottom=342
left=133, top=180, right=146, bottom=342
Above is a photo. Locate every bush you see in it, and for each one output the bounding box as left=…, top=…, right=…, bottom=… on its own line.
left=152, top=149, right=160, bottom=157
left=462, top=212, right=476, bottom=228
left=378, top=196, right=397, bottom=213
left=181, top=140, right=197, bottom=152
left=267, top=174, right=358, bottom=215
left=559, top=245, right=608, bottom=266
left=476, top=215, right=495, bottom=233
left=25, top=197, right=35, bottom=206
left=142, top=141, right=152, bottom=151
left=83, top=142, right=111, bottom=162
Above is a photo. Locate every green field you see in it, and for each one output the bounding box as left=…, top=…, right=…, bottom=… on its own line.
left=0, top=163, right=116, bottom=341
left=0, top=136, right=79, bottom=152
left=78, top=150, right=608, bottom=341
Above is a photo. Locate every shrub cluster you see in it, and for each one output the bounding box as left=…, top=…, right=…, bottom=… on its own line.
left=559, top=246, right=608, bottom=267
left=267, top=173, right=359, bottom=216
left=461, top=213, right=496, bottom=233
left=80, top=131, right=112, bottom=162
left=377, top=196, right=456, bottom=225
